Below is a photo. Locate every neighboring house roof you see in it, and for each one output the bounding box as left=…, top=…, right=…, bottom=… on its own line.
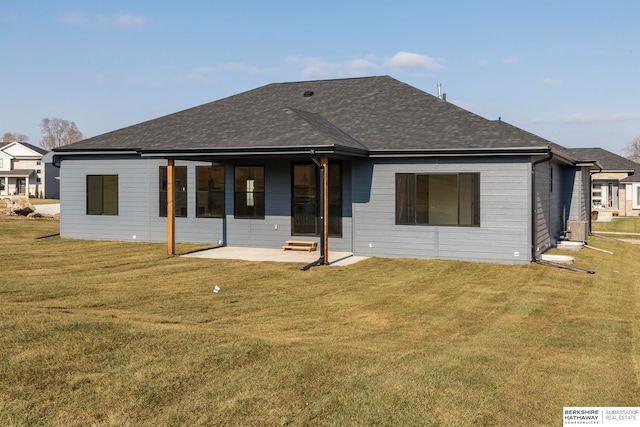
left=621, top=174, right=640, bottom=183
left=0, top=169, right=36, bottom=177
left=20, top=142, right=48, bottom=156
left=566, top=147, right=640, bottom=173
left=0, top=141, right=48, bottom=157
left=55, top=76, right=577, bottom=160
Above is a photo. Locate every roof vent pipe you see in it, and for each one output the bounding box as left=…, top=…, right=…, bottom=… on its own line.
left=437, top=83, right=442, bottom=99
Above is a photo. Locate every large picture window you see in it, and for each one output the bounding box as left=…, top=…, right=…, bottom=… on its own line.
left=292, top=162, right=342, bottom=236
left=86, top=175, right=118, bottom=215
left=396, top=173, right=479, bottom=226
left=196, top=166, right=225, bottom=218
left=234, top=166, right=264, bottom=219
left=160, top=166, right=188, bottom=217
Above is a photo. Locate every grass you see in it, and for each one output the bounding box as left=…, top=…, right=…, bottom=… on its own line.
left=592, top=217, right=640, bottom=234
left=1, top=218, right=639, bottom=426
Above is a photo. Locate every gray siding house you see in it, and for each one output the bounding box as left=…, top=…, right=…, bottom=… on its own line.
left=53, top=76, right=597, bottom=264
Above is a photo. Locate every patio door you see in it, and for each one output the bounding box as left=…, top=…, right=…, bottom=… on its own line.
left=292, top=162, right=342, bottom=237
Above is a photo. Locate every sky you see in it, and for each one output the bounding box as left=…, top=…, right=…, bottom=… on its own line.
left=2, top=1, right=639, bottom=156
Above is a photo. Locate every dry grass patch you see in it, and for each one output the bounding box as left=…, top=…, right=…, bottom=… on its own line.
left=1, top=218, right=639, bottom=426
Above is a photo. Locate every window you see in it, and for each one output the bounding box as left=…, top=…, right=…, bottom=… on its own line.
left=160, top=166, right=187, bottom=217
left=396, top=173, right=480, bottom=226
left=86, top=175, right=118, bottom=215
left=292, top=162, right=342, bottom=236
left=234, top=166, right=264, bottom=218
left=196, top=166, right=225, bottom=218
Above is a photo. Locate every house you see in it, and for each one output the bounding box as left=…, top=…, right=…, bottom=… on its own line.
left=0, top=141, right=49, bottom=198
left=52, top=76, right=599, bottom=264
left=41, top=151, right=61, bottom=199
left=566, top=147, right=640, bottom=217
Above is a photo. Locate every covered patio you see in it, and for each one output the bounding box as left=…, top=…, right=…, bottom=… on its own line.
left=0, top=169, right=35, bottom=196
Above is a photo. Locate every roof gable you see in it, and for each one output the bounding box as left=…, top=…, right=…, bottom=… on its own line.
left=1, top=141, right=47, bottom=157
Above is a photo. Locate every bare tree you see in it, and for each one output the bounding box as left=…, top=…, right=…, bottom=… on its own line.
left=39, top=118, right=83, bottom=150
left=624, top=136, right=640, bottom=163
left=2, top=132, right=29, bottom=142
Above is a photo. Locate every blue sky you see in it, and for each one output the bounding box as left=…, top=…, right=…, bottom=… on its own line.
left=2, top=1, right=639, bottom=155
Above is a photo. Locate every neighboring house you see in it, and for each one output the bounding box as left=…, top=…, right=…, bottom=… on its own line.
left=41, top=151, right=61, bottom=199
left=566, top=147, right=640, bottom=217
left=0, top=141, right=49, bottom=198
left=53, top=76, right=599, bottom=264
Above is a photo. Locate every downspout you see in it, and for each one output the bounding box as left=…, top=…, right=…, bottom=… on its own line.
left=530, top=152, right=553, bottom=262
left=531, top=153, right=595, bottom=274
left=301, top=151, right=326, bottom=270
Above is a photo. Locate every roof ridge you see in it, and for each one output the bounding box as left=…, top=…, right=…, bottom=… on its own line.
left=284, top=106, right=369, bottom=151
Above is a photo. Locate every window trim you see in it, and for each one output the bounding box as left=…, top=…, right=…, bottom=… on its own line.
left=86, top=174, right=119, bottom=216
left=159, top=166, right=188, bottom=218
left=196, top=166, right=225, bottom=218
left=633, top=183, right=640, bottom=210
left=395, top=172, right=480, bottom=227
left=234, top=165, right=265, bottom=219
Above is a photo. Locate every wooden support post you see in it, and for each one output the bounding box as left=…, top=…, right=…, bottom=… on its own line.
left=167, top=159, right=176, bottom=255
left=321, top=157, right=329, bottom=265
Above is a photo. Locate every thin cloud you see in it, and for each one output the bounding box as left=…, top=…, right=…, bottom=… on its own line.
left=113, top=14, right=146, bottom=29
left=560, top=112, right=640, bottom=123
left=539, top=77, right=561, bottom=87
left=385, top=51, right=444, bottom=71
left=285, top=56, right=340, bottom=78
left=219, top=62, right=267, bottom=75
left=533, top=112, right=640, bottom=124
left=346, top=58, right=377, bottom=75
left=186, top=67, right=217, bottom=83
left=60, top=12, right=146, bottom=29
left=60, top=12, right=94, bottom=28
left=501, top=56, right=519, bottom=64
left=477, top=59, right=489, bottom=66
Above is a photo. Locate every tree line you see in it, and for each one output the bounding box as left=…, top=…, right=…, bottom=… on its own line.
left=3, top=118, right=84, bottom=150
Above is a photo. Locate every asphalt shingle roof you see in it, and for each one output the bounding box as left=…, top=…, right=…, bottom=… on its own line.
left=566, top=147, right=640, bottom=172
left=57, top=76, right=564, bottom=155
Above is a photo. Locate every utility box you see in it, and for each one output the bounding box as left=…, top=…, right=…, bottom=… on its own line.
left=566, top=220, right=589, bottom=242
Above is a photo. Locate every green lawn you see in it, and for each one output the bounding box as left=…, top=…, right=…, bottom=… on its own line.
left=1, top=218, right=639, bottom=426
left=592, top=217, right=640, bottom=234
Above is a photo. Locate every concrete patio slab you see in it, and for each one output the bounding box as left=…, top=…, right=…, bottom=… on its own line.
left=181, top=246, right=368, bottom=266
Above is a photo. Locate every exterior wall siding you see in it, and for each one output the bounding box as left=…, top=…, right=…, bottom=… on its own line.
left=352, top=157, right=532, bottom=264
left=61, top=157, right=224, bottom=244
left=59, top=157, right=354, bottom=251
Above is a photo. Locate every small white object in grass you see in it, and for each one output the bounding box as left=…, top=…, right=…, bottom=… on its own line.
left=132, top=235, right=136, bottom=239
left=213, top=286, right=220, bottom=293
